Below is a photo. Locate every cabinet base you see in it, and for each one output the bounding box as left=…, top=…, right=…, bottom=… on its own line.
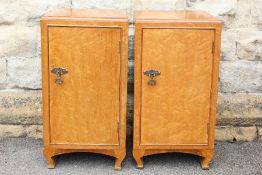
left=43, top=147, right=126, bottom=170
left=133, top=149, right=214, bottom=170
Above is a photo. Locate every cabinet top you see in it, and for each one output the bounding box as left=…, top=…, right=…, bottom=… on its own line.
left=42, top=8, right=128, bottom=20
left=135, top=10, right=222, bottom=23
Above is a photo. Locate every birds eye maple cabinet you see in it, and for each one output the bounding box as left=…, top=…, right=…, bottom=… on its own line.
left=41, top=9, right=128, bottom=170
left=133, top=11, right=222, bottom=170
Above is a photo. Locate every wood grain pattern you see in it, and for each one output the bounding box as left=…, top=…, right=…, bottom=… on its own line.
left=133, top=10, right=222, bottom=170
left=141, top=29, right=214, bottom=145
left=135, top=10, right=221, bottom=22
left=44, top=8, right=127, bottom=20
left=141, top=28, right=214, bottom=145
left=49, top=26, right=120, bottom=145
left=41, top=8, right=128, bottom=170
left=133, top=148, right=214, bottom=169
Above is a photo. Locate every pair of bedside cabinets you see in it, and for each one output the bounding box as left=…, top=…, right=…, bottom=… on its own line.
left=41, top=9, right=222, bottom=170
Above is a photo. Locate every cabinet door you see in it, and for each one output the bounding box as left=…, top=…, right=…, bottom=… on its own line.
left=140, top=28, right=214, bottom=145
left=48, top=26, right=121, bottom=145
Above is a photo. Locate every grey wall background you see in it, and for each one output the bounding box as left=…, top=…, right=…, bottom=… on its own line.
left=0, top=0, right=261, bottom=141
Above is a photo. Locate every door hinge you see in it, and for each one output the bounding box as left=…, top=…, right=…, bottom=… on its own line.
left=117, top=121, right=120, bottom=133
left=119, top=41, right=121, bottom=54
left=207, top=123, right=210, bottom=144
left=212, top=41, right=215, bottom=54
left=207, top=123, right=210, bottom=134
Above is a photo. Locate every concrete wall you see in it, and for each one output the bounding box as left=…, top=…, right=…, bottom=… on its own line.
left=0, top=0, right=262, bottom=141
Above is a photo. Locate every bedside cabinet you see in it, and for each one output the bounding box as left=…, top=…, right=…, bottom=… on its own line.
left=41, top=9, right=128, bottom=170
left=133, top=10, right=222, bottom=170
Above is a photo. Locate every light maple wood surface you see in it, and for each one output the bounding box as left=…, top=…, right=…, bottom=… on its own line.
left=141, top=29, right=214, bottom=145
left=44, top=8, right=127, bottom=20
left=41, top=8, right=128, bottom=170
left=135, top=10, right=221, bottom=22
left=133, top=10, right=222, bottom=170
left=49, top=27, right=120, bottom=145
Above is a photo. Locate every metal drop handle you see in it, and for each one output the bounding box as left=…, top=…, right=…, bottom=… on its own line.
left=143, top=69, right=161, bottom=86
left=51, top=67, right=68, bottom=85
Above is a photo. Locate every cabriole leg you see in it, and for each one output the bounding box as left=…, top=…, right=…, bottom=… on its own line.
left=133, top=149, right=144, bottom=169
left=114, top=150, right=126, bottom=170
left=200, top=150, right=214, bottom=170
left=47, top=156, right=56, bottom=169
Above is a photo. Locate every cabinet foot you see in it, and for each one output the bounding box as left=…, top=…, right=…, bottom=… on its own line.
left=47, top=157, right=56, bottom=169
left=133, top=149, right=144, bottom=169
left=200, top=156, right=212, bottom=170
left=114, top=158, right=123, bottom=170
left=114, top=150, right=126, bottom=170
left=199, top=149, right=214, bottom=170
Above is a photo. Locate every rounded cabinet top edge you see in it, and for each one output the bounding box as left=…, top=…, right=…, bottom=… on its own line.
left=134, top=10, right=222, bottom=24
left=41, top=8, right=128, bottom=21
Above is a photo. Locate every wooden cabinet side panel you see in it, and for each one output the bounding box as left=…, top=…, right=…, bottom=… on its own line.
left=118, top=23, right=128, bottom=149
left=41, top=20, right=50, bottom=147
left=134, top=24, right=143, bottom=149
left=208, top=26, right=222, bottom=147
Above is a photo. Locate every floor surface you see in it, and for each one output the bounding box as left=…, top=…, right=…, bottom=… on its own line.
left=0, top=138, right=262, bottom=175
